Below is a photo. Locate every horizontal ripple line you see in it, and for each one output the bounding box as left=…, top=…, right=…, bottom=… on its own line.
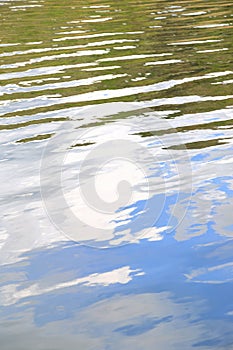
left=1, top=71, right=232, bottom=116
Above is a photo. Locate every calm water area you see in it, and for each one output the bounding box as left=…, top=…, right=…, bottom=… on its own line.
left=0, top=0, right=233, bottom=349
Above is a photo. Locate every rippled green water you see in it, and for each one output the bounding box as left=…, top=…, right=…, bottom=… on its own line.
left=1, top=0, right=233, bottom=349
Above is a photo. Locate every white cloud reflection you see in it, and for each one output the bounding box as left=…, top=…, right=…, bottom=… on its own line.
left=1, top=292, right=226, bottom=350
left=0, top=266, right=144, bottom=306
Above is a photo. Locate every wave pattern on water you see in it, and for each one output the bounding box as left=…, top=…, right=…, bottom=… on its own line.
left=0, top=0, right=233, bottom=349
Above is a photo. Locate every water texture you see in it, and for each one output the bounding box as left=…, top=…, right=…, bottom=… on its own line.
left=0, top=0, right=233, bottom=349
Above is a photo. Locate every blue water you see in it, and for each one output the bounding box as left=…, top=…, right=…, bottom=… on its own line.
left=0, top=0, right=233, bottom=349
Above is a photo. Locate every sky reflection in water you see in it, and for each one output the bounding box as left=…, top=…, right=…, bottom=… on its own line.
left=0, top=0, right=233, bottom=348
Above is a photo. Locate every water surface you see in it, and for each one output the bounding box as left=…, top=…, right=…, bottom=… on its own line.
left=0, top=0, right=233, bottom=349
